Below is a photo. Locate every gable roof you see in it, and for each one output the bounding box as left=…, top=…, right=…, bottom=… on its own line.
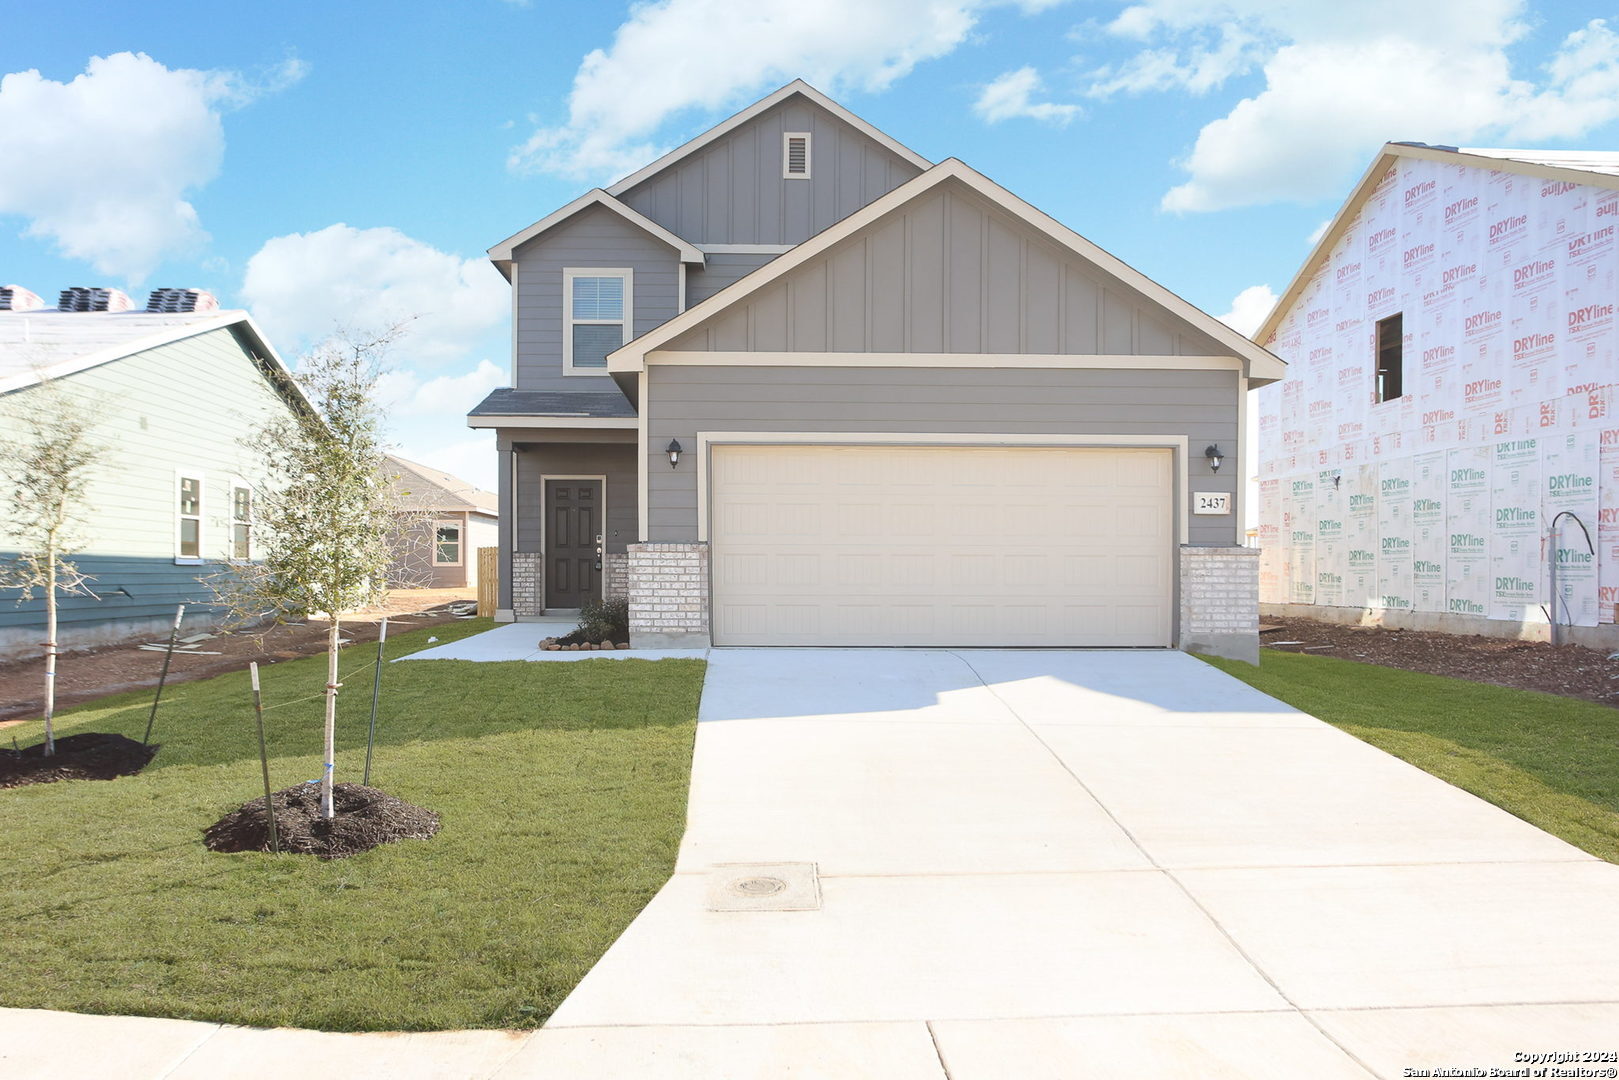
left=605, top=157, right=1286, bottom=383
left=605, top=79, right=931, bottom=198
left=0, top=309, right=313, bottom=414
left=1255, top=141, right=1619, bottom=345
left=487, top=189, right=705, bottom=280
left=385, top=454, right=499, bottom=516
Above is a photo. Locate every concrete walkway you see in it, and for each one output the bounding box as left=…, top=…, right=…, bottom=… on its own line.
left=397, top=619, right=709, bottom=662
left=8, top=647, right=1619, bottom=1078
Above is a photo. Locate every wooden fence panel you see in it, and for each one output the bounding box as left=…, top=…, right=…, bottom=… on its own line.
left=476, top=547, right=498, bottom=617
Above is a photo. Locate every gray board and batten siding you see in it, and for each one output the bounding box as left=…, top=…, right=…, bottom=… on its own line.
left=685, top=253, right=779, bottom=306
left=0, top=325, right=298, bottom=650
left=645, top=365, right=1240, bottom=547
left=512, top=204, right=682, bottom=393
left=512, top=442, right=640, bottom=557
left=616, top=97, right=924, bottom=247
left=660, top=180, right=1230, bottom=357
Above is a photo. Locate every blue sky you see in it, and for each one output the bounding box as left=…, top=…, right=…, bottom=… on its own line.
left=4, top=0, right=1617, bottom=488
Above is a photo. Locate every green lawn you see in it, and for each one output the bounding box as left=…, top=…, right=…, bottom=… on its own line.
left=0, top=619, right=705, bottom=1032
left=1203, top=649, right=1619, bottom=864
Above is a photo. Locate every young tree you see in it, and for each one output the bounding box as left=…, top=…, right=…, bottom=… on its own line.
left=213, top=325, right=412, bottom=819
left=0, top=380, right=106, bottom=755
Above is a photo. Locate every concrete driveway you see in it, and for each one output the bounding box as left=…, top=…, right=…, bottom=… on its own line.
left=539, top=648, right=1619, bottom=1078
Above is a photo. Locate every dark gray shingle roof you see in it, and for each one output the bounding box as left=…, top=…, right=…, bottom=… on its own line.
left=468, top=387, right=636, bottom=419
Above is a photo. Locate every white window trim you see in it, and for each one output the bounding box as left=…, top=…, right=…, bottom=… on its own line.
left=228, top=477, right=255, bottom=563
left=174, top=468, right=205, bottom=565
left=563, top=267, right=633, bottom=377
left=433, top=519, right=465, bottom=567
left=783, top=131, right=812, bottom=179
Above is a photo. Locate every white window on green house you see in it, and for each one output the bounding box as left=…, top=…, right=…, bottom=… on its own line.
left=231, top=483, right=253, bottom=560
left=176, top=473, right=203, bottom=563
left=434, top=521, right=462, bottom=566
left=563, top=268, right=631, bottom=375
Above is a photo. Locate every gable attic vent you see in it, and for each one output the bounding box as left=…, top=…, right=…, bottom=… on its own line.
left=57, top=287, right=135, bottom=312
left=0, top=285, right=45, bottom=311
left=783, top=132, right=811, bottom=179
left=146, top=287, right=219, bottom=313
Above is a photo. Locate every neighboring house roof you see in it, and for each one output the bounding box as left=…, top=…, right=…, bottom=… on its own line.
left=604, top=79, right=932, bottom=198
left=605, top=157, right=1287, bottom=385
left=0, top=309, right=313, bottom=413
left=465, top=387, right=638, bottom=428
left=385, top=454, right=499, bottom=516
left=487, top=189, right=706, bottom=281
left=1255, top=141, right=1619, bottom=344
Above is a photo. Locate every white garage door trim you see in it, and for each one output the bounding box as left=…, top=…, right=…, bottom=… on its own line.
left=700, top=432, right=1186, bottom=648
left=695, top=431, right=1189, bottom=545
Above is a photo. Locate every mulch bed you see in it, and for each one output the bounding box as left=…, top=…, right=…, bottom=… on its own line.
left=1262, top=617, right=1619, bottom=706
left=204, top=782, right=441, bottom=859
left=0, top=732, right=158, bottom=789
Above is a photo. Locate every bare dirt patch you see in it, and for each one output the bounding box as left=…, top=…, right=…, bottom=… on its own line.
left=0, top=732, right=158, bottom=789
left=204, top=782, right=441, bottom=858
left=0, top=589, right=477, bottom=726
left=1262, top=616, right=1619, bottom=706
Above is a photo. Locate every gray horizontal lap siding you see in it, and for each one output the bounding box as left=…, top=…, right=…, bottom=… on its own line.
left=514, top=443, right=639, bottom=555
left=617, top=97, right=922, bottom=246
left=645, top=365, right=1240, bottom=546
left=513, top=205, right=680, bottom=392
left=663, top=181, right=1226, bottom=357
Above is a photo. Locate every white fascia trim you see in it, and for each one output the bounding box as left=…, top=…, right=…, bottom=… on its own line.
left=696, top=244, right=797, bottom=254
left=605, top=79, right=930, bottom=198
left=486, top=189, right=705, bottom=271
left=693, top=431, right=1191, bottom=545
left=467, top=415, right=639, bottom=430
left=605, top=158, right=1287, bottom=383
left=1255, top=141, right=1619, bottom=345
left=640, top=351, right=1243, bottom=370
left=0, top=311, right=315, bottom=415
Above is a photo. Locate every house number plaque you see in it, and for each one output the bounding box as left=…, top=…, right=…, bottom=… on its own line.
left=1192, top=492, right=1232, bottom=515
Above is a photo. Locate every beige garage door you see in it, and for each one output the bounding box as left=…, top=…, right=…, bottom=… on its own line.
left=709, top=444, right=1174, bottom=647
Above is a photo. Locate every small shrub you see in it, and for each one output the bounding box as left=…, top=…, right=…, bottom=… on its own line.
left=577, top=597, right=629, bottom=643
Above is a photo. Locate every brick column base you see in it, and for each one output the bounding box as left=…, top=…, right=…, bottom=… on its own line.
left=1179, top=545, right=1259, bottom=665
left=512, top=552, right=544, bottom=618
left=627, top=542, right=710, bottom=648
left=604, top=552, right=629, bottom=602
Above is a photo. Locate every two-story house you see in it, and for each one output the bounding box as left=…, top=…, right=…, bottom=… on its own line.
left=470, top=81, right=1284, bottom=661
left=1255, top=143, right=1619, bottom=648
left=0, top=287, right=309, bottom=659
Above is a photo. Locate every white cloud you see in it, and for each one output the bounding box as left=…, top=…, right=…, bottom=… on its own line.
left=0, top=52, right=305, bottom=281
left=973, top=67, right=1082, bottom=124
left=1306, top=218, right=1331, bottom=246
left=1217, top=283, right=1276, bottom=337
left=242, top=224, right=508, bottom=362
left=1080, top=3, right=1619, bottom=212
left=377, top=359, right=506, bottom=418
left=511, top=0, right=1069, bottom=180
left=392, top=433, right=499, bottom=493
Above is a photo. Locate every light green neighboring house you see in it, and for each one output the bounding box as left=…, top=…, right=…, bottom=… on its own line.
left=0, top=297, right=310, bottom=659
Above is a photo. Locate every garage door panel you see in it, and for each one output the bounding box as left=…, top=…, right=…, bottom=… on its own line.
left=710, top=445, right=1174, bottom=647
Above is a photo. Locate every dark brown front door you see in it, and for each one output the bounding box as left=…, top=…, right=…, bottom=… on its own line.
left=545, top=479, right=602, bottom=608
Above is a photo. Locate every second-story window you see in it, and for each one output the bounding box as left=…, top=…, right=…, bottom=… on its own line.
left=1374, top=312, right=1403, bottom=403
left=564, top=268, right=632, bottom=375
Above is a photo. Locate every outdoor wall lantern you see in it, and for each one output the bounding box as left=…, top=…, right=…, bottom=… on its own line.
left=1204, top=444, right=1223, bottom=473
left=667, top=439, right=683, bottom=468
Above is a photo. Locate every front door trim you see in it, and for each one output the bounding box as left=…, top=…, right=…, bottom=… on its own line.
left=541, top=473, right=607, bottom=610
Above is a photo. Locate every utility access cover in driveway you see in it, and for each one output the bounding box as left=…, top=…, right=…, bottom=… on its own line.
left=546, top=648, right=1619, bottom=1076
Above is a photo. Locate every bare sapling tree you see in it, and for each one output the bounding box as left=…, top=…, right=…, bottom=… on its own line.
left=212, top=325, right=415, bottom=819
left=0, top=379, right=106, bottom=755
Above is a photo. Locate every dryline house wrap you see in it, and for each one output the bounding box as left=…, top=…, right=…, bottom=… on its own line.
left=1254, top=143, right=1618, bottom=641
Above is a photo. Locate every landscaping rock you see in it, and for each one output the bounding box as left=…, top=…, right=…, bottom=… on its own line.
left=204, top=782, right=440, bottom=859
left=0, top=732, right=157, bottom=790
